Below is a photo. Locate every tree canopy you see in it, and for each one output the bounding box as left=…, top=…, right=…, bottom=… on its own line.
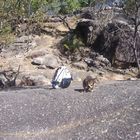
left=0, top=0, right=94, bottom=19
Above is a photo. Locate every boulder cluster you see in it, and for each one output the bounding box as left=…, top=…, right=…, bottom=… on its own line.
left=0, top=7, right=140, bottom=89
left=75, top=8, right=140, bottom=68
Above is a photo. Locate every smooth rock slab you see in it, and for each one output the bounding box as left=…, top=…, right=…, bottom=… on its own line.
left=0, top=80, right=140, bottom=140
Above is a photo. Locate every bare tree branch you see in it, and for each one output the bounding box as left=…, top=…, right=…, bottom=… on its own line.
left=58, top=15, right=72, bottom=31
left=0, top=65, right=20, bottom=88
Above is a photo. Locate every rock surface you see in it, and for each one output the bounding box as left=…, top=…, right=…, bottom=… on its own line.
left=72, top=61, right=88, bottom=70
left=0, top=80, right=140, bottom=140
left=32, top=54, right=61, bottom=69
left=0, top=14, right=139, bottom=90
left=76, top=11, right=140, bottom=68
left=18, top=75, right=50, bottom=87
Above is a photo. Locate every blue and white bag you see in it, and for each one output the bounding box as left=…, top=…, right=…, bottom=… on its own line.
left=52, top=66, right=72, bottom=89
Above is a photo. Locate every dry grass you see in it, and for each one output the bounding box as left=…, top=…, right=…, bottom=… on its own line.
left=0, top=32, right=15, bottom=45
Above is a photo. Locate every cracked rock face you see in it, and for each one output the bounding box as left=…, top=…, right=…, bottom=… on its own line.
left=76, top=19, right=140, bottom=68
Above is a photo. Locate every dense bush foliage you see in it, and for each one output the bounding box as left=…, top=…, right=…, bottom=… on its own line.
left=0, top=0, right=139, bottom=35
left=63, top=34, right=85, bottom=53
left=124, top=0, right=140, bottom=15
left=0, top=0, right=94, bottom=36
left=0, top=0, right=93, bottom=18
left=0, top=0, right=138, bottom=21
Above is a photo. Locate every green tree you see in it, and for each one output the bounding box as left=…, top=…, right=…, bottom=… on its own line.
left=46, top=0, right=81, bottom=14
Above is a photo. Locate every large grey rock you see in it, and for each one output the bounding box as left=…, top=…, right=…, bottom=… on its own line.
left=94, top=22, right=140, bottom=68
left=75, top=18, right=140, bottom=68
left=32, top=54, right=60, bottom=69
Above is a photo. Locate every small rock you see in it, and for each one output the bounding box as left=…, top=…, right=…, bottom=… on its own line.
left=32, top=54, right=60, bottom=69
left=30, top=75, right=50, bottom=86
left=43, top=55, right=60, bottom=69
left=127, top=77, right=137, bottom=80
left=84, top=58, right=93, bottom=66
left=19, top=75, right=50, bottom=86
left=15, top=35, right=32, bottom=43
left=32, top=57, right=44, bottom=65
left=29, top=40, right=37, bottom=48
left=96, top=55, right=110, bottom=66
left=26, top=50, right=47, bottom=59
left=18, top=76, right=35, bottom=86
left=72, top=62, right=87, bottom=70
left=38, top=65, right=47, bottom=69
left=92, top=60, right=102, bottom=68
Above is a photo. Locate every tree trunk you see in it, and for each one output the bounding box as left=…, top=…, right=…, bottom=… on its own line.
left=133, top=36, right=140, bottom=70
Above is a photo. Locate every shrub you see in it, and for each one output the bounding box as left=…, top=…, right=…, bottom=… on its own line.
left=63, top=34, right=85, bottom=53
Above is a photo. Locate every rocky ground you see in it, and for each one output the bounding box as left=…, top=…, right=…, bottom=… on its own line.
left=0, top=10, right=140, bottom=140
left=0, top=80, right=140, bottom=140
left=0, top=15, right=138, bottom=89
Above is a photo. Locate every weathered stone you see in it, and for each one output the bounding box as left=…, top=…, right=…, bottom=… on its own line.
left=84, top=58, right=93, bottom=66
left=96, top=55, right=111, bottom=66
left=84, top=54, right=111, bottom=68
left=29, top=75, right=50, bottom=86
left=32, top=54, right=60, bottom=69
left=72, top=62, right=87, bottom=70
left=15, top=35, right=32, bottom=43
left=18, top=76, right=36, bottom=87
left=32, top=57, right=44, bottom=65
left=92, top=60, right=102, bottom=68
left=26, top=50, right=47, bottom=59
left=75, top=18, right=140, bottom=68
left=42, top=55, right=60, bottom=69
left=94, top=22, right=140, bottom=67
left=19, top=75, right=50, bottom=87
left=38, top=65, right=47, bottom=69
